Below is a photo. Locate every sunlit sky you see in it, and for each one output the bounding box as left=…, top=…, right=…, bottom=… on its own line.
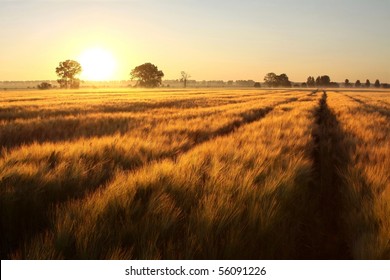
left=0, top=0, right=389, bottom=82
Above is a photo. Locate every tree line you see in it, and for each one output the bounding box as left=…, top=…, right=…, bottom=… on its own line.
left=37, top=59, right=389, bottom=89
left=40, top=60, right=165, bottom=89
left=265, top=73, right=388, bottom=88
left=344, top=79, right=382, bottom=88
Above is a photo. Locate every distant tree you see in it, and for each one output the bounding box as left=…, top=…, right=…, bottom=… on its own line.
left=278, top=73, right=292, bottom=87
left=130, top=63, right=164, bottom=88
left=355, top=80, right=361, bottom=87
left=37, top=82, right=53, bottom=90
left=56, top=60, right=82, bottom=89
left=254, top=82, right=261, bottom=88
left=345, top=79, right=351, bottom=87
left=365, top=79, right=371, bottom=88
left=301, top=82, right=308, bottom=88
left=382, top=83, right=390, bottom=89
left=180, top=71, right=191, bottom=88
left=374, top=79, right=381, bottom=88
left=227, top=80, right=234, bottom=86
left=205, top=80, right=225, bottom=87
left=264, top=72, right=278, bottom=87
left=315, top=76, right=321, bottom=86
left=307, top=76, right=315, bottom=87
left=264, top=73, right=291, bottom=87
left=323, top=75, right=331, bottom=85
left=236, top=80, right=256, bottom=87
left=321, top=75, right=330, bottom=86
left=316, top=75, right=331, bottom=86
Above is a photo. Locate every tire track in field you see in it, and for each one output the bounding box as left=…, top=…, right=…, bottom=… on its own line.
left=0, top=93, right=268, bottom=122
left=299, top=91, right=352, bottom=259
left=342, top=93, right=390, bottom=118
left=308, top=89, right=319, bottom=96
left=1, top=96, right=300, bottom=259
left=0, top=95, right=271, bottom=149
left=171, top=97, right=301, bottom=161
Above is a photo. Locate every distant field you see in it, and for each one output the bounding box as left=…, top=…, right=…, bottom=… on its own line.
left=0, top=88, right=389, bottom=259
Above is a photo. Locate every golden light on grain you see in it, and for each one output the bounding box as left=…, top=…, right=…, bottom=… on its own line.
left=78, top=47, right=117, bottom=81
left=1, top=89, right=389, bottom=260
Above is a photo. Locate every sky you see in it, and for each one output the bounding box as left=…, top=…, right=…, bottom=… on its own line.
left=0, top=0, right=389, bottom=82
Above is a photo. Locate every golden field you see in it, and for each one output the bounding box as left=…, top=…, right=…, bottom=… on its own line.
left=0, top=88, right=389, bottom=259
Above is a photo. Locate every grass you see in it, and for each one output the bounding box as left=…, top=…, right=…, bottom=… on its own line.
left=0, top=88, right=389, bottom=259
left=327, top=91, right=390, bottom=259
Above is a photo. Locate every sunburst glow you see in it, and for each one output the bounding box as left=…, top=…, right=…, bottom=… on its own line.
left=78, top=48, right=117, bottom=81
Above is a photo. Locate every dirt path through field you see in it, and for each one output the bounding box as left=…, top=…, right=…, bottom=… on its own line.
left=299, top=91, right=352, bottom=259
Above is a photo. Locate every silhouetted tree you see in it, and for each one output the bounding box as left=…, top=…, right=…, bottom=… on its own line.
left=56, top=60, right=82, bottom=89
left=180, top=71, right=191, bottom=88
left=315, top=76, right=321, bottom=86
left=307, top=76, right=315, bottom=87
left=264, top=73, right=291, bottom=87
left=264, top=72, right=278, bottom=87
left=365, top=79, right=371, bottom=88
left=130, top=63, right=164, bottom=88
left=355, top=80, right=361, bottom=87
left=345, top=79, right=351, bottom=87
left=374, top=79, right=381, bottom=88
left=315, top=75, right=331, bottom=87
left=316, top=75, right=332, bottom=87
left=322, top=75, right=331, bottom=85
left=278, top=73, right=292, bottom=87
left=254, top=82, right=261, bottom=88
left=37, top=82, right=53, bottom=90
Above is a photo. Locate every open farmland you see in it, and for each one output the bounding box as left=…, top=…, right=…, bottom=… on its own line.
left=0, top=88, right=389, bottom=259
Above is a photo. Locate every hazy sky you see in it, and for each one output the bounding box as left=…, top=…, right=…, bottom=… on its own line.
left=1, top=0, right=389, bottom=82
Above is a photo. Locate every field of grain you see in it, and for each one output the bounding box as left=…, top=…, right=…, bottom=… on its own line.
left=0, top=88, right=389, bottom=259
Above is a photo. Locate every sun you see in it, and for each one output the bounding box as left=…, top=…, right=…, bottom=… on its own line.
left=78, top=48, right=117, bottom=81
